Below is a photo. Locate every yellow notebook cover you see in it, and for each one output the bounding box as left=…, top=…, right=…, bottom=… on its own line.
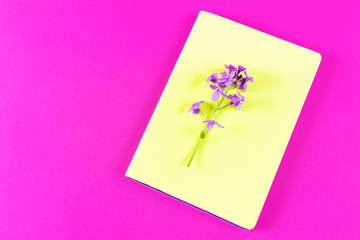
left=125, top=11, right=321, bottom=230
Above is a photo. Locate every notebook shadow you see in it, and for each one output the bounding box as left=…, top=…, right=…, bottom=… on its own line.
left=255, top=54, right=328, bottom=231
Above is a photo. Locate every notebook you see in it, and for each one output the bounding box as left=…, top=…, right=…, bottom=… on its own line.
left=125, top=11, right=321, bottom=230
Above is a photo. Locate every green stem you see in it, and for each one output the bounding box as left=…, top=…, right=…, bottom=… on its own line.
left=186, top=87, right=230, bottom=167
left=206, top=87, right=230, bottom=132
left=187, top=138, right=203, bottom=167
left=209, top=94, right=226, bottom=120
left=218, top=105, right=229, bottom=110
left=200, top=112, right=207, bottom=120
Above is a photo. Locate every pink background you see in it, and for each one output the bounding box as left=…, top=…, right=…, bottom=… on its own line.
left=1, top=0, right=359, bottom=239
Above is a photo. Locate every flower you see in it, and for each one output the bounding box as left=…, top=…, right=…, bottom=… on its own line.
left=188, top=101, right=204, bottom=114
left=244, top=71, right=254, bottom=83
left=236, top=71, right=254, bottom=92
left=202, top=120, right=224, bottom=131
left=233, top=65, right=246, bottom=82
left=206, top=73, right=219, bottom=87
left=187, top=64, right=254, bottom=167
left=225, top=64, right=237, bottom=73
left=209, top=85, right=227, bottom=101
left=218, top=71, right=235, bottom=87
left=216, top=72, right=227, bottom=88
left=238, top=65, right=246, bottom=73
left=236, top=77, right=248, bottom=91
left=228, top=91, right=246, bottom=111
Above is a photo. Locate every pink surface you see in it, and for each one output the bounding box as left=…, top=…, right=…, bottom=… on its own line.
left=0, top=0, right=359, bottom=239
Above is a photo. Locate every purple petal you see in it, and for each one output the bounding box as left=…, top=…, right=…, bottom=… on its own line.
left=207, top=122, right=215, bottom=130
left=206, top=73, right=219, bottom=87
left=228, top=71, right=235, bottom=78
left=220, top=72, right=227, bottom=78
left=225, top=79, right=234, bottom=86
left=205, top=79, right=211, bottom=87
left=192, top=108, right=201, bottom=114
left=244, top=71, right=253, bottom=82
left=232, top=97, right=240, bottom=106
left=203, top=120, right=224, bottom=130
left=211, top=73, right=219, bottom=78
left=209, top=85, right=218, bottom=90
left=215, top=122, right=224, bottom=128
left=218, top=82, right=226, bottom=88
left=219, top=90, right=228, bottom=98
left=211, top=91, right=220, bottom=101
left=227, top=94, right=234, bottom=100
left=237, top=103, right=242, bottom=111
left=237, top=91, right=244, bottom=99
left=238, top=65, right=246, bottom=72
left=202, top=120, right=214, bottom=131
left=225, top=64, right=237, bottom=72
left=243, top=82, right=248, bottom=92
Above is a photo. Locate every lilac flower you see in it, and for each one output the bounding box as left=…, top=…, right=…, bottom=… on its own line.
left=244, top=71, right=254, bottom=83
left=228, top=91, right=246, bottom=111
left=216, top=72, right=227, bottom=88
left=238, top=65, right=246, bottom=73
left=225, top=64, right=237, bottom=73
left=236, top=77, right=248, bottom=91
left=226, top=72, right=236, bottom=86
left=236, top=71, right=254, bottom=92
left=218, top=71, right=235, bottom=87
left=233, top=65, right=246, bottom=82
left=209, top=85, right=227, bottom=101
left=188, top=101, right=204, bottom=114
left=206, top=73, right=219, bottom=87
left=202, top=120, right=224, bottom=131
left=187, top=64, right=254, bottom=167
left=233, top=73, right=242, bottom=81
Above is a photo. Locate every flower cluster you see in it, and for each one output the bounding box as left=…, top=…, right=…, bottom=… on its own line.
left=186, top=64, right=254, bottom=167
left=189, top=64, right=253, bottom=128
